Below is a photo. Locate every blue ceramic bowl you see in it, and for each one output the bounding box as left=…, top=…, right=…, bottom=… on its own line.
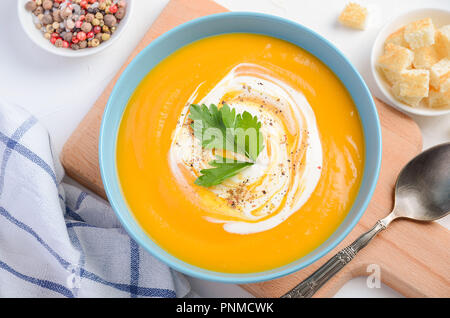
left=99, top=12, right=382, bottom=284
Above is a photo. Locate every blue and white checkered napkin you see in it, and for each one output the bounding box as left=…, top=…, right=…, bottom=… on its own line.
left=0, top=99, right=192, bottom=298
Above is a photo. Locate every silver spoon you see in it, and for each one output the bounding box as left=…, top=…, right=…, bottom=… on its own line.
left=282, top=142, right=450, bottom=298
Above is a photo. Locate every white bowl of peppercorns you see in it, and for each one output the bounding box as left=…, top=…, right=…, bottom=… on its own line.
left=18, top=0, right=132, bottom=57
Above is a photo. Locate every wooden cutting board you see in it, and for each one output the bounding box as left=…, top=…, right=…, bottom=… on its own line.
left=61, top=0, right=450, bottom=297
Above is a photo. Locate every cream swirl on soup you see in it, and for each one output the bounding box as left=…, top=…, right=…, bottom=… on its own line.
left=169, top=63, right=322, bottom=234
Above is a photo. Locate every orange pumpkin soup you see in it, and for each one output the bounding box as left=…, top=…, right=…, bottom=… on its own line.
left=116, top=33, right=364, bottom=273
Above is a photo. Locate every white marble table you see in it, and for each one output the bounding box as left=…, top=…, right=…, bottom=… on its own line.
left=1, top=0, right=448, bottom=298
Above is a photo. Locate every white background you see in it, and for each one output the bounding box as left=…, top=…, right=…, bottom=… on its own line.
left=1, top=0, right=448, bottom=297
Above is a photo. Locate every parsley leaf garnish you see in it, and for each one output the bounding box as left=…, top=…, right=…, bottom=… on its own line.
left=194, top=157, right=254, bottom=187
left=234, top=110, right=264, bottom=161
left=190, top=104, right=237, bottom=153
left=189, top=103, right=264, bottom=187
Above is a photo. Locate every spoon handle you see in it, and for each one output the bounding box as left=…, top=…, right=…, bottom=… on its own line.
left=282, top=220, right=387, bottom=298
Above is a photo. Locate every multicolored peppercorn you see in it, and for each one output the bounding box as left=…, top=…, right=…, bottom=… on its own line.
left=25, top=1, right=37, bottom=12
left=24, top=0, right=127, bottom=50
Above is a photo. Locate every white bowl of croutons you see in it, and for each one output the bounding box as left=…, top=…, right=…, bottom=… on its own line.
left=371, top=8, right=450, bottom=116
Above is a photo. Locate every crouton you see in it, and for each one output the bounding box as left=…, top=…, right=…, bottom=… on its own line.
left=392, top=82, right=423, bottom=107
left=338, top=3, right=368, bottom=30
left=380, top=68, right=402, bottom=85
left=426, top=78, right=450, bottom=108
left=385, top=27, right=409, bottom=49
left=404, top=18, right=435, bottom=49
left=397, top=69, right=430, bottom=97
left=430, top=58, right=450, bottom=89
left=435, top=25, right=450, bottom=58
left=413, top=45, right=441, bottom=69
left=378, top=43, right=414, bottom=72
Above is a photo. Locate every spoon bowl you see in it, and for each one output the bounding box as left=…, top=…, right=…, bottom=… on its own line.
left=393, top=143, right=450, bottom=222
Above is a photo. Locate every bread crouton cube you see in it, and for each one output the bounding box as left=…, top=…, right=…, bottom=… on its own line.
left=397, top=69, right=430, bottom=98
left=384, top=27, right=409, bottom=49
left=430, top=58, right=450, bottom=89
left=380, top=68, right=402, bottom=85
left=413, top=45, right=441, bottom=69
left=435, top=25, right=450, bottom=58
left=338, top=3, right=368, bottom=30
left=392, top=82, right=423, bottom=107
left=378, top=43, right=414, bottom=72
left=404, top=18, right=435, bottom=49
left=426, top=78, right=450, bottom=108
